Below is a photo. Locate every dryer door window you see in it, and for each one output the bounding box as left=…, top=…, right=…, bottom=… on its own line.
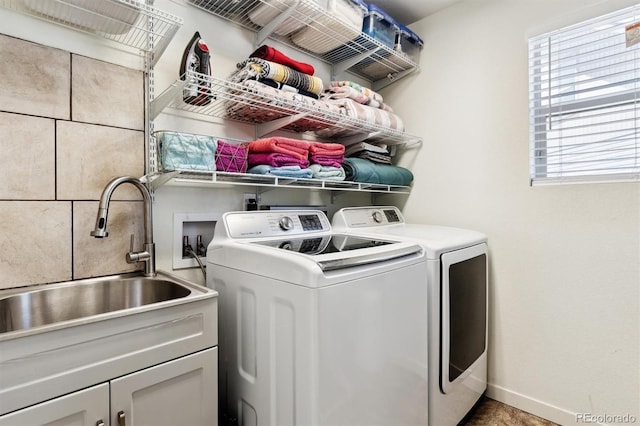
left=440, top=243, right=488, bottom=394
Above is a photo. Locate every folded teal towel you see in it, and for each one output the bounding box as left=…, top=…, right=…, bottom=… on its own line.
left=309, top=164, right=346, bottom=181
left=342, top=157, right=413, bottom=186
left=248, top=164, right=314, bottom=179
left=156, top=131, right=218, bottom=172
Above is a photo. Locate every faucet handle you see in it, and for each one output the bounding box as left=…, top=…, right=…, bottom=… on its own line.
left=126, top=233, right=149, bottom=264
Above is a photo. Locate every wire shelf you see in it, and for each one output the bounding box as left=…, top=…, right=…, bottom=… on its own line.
left=152, top=71, right=421, bottom=146
left=0, top=0, right=182, bottom=66
left=186, top=0, right=418, bottom=86
left=149, top=170, right=412, bottom=194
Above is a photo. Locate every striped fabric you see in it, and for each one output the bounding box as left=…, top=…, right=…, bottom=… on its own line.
left=231, top=58, right=324, bottom=95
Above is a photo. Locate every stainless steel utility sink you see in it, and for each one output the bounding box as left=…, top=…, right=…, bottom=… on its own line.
left=0, top=271, right=210, bottom=335
left=0, top=270, right=218, bottom=416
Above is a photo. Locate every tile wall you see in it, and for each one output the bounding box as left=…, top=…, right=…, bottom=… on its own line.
left=0, top=34, right=146, bottom=289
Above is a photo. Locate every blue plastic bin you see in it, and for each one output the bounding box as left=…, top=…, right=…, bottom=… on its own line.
left=362, top=4, right=398, bottom=48
left=395, top=24, right=424, bottom=62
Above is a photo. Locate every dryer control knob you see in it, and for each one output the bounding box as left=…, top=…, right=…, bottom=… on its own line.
left=372, top=211, right=384, bottom=223
left=279, top=216, right=294, bottom=231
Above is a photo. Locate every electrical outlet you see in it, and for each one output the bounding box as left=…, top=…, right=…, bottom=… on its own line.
left=243, top=193, right=258, bottom=211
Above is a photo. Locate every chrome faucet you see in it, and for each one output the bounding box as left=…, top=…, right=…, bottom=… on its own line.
left=90, top=176, right=156, bottom=277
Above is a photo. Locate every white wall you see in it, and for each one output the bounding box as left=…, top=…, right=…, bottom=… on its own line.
left=382, top=0, right=640, bottom=424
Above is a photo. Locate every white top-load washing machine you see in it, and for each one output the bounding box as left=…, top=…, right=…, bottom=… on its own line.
left=206, top=209, right=429, bottom=426
left=332, top=206, right=488, bottom=426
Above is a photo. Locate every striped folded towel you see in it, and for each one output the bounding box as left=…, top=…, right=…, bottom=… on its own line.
left=231, top=58, right=324, bottom=96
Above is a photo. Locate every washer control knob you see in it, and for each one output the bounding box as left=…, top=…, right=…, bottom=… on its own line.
left=279, top=216, right=294, bottom=231
left=372, top=211, right=384, bottom=223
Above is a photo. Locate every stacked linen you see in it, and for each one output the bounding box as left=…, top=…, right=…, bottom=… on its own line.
left=248, top=164, right=314, bottom=179
left=342, top=157, right=414, bottom=186
left=249, top=45, right=315, bottom=76
left=309, top=141, right=346, bottom=181
left=245, top=137, right=347, bottom=181
left=247, top=137, right=313, bottom=177
left=325, top=81, right=394, bottom=111
left=344, top=141, right=391, bottom=164
left=316, top=98, right=405, bottom=137
left=226, top=46, right=345, bottom=133
left=317, top=80, right=405, bottom=138
left=309, top=164, right=346, bottom=180
left=229, top=45, right=324, bottom=99
left=309, top=141, right=344, bottom=167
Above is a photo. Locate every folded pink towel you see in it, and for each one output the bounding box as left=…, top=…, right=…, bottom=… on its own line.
left=248, top=137, right=311, bottom=161
left=310, top=154, right=343, bottom=168
left=249, top=152, right=310, bottom=168
left=309, top=141, right=345, bottom=155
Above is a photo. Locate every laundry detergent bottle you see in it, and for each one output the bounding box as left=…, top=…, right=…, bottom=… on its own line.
left=180, top=31, right=213, bottom=105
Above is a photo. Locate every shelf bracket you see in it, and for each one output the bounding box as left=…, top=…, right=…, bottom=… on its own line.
left=256, top=0, right=301, bottom=46
left=332, top=47, right=384, bottom=81
left=372, top=67, right=418, bottom=91
left=141, top=171, right=179, bottom=190
left=150, top=18, right=181, bottom=68
left=256, top=112, right=309, bottom=137
left=150, top=79, right=186, bottom=120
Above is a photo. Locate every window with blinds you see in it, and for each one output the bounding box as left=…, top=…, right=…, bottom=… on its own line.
left=528, top=4, right=640, bottom=184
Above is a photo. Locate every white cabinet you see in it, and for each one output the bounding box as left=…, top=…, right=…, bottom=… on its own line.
left=0, top=348, right=218, bottom=426
left=111, top=348, right=218, bottom=426
left=0, top=384, right=109, bottom=426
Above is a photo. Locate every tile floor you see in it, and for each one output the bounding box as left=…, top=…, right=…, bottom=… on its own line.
left=463, top=397, right=559, bottom=426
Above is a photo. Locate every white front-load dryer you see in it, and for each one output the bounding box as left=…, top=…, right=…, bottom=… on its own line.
left=333, top=206, right=488, bottom=426
left=207, top=209, right=429, bottom=426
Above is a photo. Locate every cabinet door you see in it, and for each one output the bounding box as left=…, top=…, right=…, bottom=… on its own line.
left=110, top=347, right=217, bottom=426
left=0, top=383, right=109, bottom=426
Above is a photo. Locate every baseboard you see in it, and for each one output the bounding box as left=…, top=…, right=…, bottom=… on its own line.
left=486, top=383, right=581, bottom=425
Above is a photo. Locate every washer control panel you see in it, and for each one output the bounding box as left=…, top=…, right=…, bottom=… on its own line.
left=224, top=210, right=331, bottom=239
left=332, top=206, right=405, bottom=229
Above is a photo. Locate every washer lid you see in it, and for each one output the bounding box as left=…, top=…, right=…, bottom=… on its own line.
left=332, top=206, right=487, bottom=258
left=249, top=234, right=421, bottom=271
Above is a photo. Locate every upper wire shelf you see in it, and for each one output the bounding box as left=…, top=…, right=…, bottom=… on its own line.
left=0, top=0, right=182, bottom=66
left=151, top=71, right=422, bottom=146
left=185, top=0, right=418, bottom=89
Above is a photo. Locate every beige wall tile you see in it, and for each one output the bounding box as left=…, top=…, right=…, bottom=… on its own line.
left=0, top=112, right=55, bottom=200
left=0, top=34, right=70, bottom=119
left=72, top=55, right=144, bottom=130
left=74, top=201, right=144, bottom=279
left=0, top=202, right=72, bottom=289
left=57, top=121, right=144, bottom=200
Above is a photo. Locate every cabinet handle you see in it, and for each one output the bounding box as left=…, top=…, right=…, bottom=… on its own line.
left=117, top=410, right=126, bottom=426
left=96, top=421, right=105, bottom=426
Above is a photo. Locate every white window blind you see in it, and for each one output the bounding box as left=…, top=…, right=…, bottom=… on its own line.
left=528, top=4, right=640, bottom=184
